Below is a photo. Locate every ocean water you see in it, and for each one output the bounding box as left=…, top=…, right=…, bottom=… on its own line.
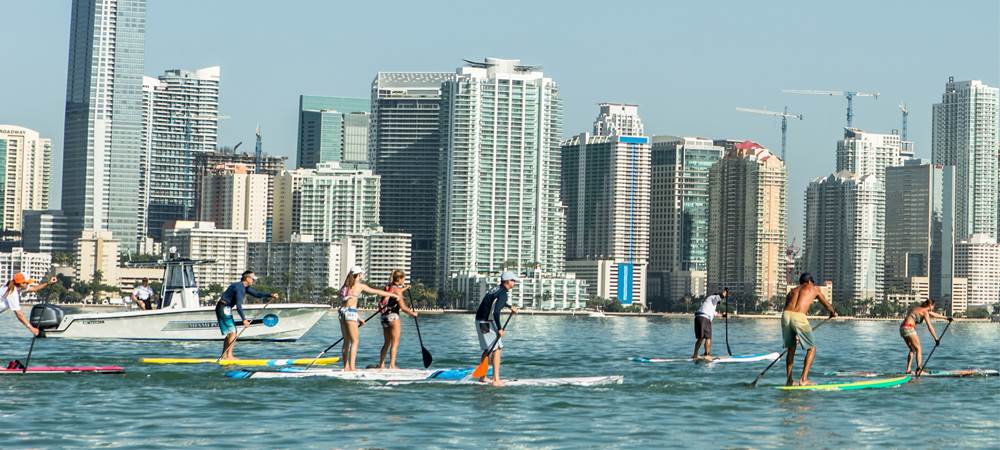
left=0, top=313, right=997, bottom=449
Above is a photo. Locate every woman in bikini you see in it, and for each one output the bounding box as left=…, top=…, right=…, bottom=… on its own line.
left=339, top=266, right=401, bottom=371
left=899, top=298, right=950, bottom=374
left=377, top=270, right=418, bottom=369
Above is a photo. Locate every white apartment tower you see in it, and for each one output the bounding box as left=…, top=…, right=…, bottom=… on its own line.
left=707, top=142, right=786, bottom=302
left=954, top=234, right=1000, bottom=311
left=272, top=162, right=381, bottom=243
left=837, top=128, right=903, bottom=182
left=593, top=103, right=644, bottom=136
left=439, top=58, right=566, bottom=279
left=932, top=78, right=999, bottom=241
left=199, top=166, right=269, bottom=243
left=0, top=126, right=52, bottom=232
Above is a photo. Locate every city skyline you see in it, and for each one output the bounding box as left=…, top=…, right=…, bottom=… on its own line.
left=3, top=1, right=997, bottom=242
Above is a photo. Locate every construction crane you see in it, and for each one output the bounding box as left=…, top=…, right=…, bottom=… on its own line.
left=781, top=89, right=878, bottom=128
left=735, top=106, right=803, bottom=162
left=899, top=103, right=909, bottom=141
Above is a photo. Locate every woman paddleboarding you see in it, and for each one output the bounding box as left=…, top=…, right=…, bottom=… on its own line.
left=339, top=266, right=401, bottom=371
left=377, top=270, right=418, bottom=369
left=899, top=298, right=950, bottom=374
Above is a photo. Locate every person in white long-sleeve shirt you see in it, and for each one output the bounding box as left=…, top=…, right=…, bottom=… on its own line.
left=1, top=273, right=58, bottom=336
left=691, top=287, right=728, bottom=360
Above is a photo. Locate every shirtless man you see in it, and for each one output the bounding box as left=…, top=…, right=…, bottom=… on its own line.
left=782, top=273, right=836, bottom=386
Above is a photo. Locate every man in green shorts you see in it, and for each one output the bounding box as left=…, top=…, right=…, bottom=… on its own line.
left=782, top=273, right=836, bottom=386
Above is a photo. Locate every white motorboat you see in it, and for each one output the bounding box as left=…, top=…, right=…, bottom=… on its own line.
left=587, top=310, right=607, bottom=318
left=43, top=252, right=329, bottom=341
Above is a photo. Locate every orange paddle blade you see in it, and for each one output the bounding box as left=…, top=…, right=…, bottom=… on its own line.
left=471, top=355, right=490, bottom=378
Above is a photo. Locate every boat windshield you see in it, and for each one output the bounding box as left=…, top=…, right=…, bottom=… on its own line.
left=165, top=265, right=199, bottom=290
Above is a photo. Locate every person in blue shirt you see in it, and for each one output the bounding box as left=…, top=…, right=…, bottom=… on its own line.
left=474, top=271, right=519, bottom=385
left=216, top=270, right=278, bottom=360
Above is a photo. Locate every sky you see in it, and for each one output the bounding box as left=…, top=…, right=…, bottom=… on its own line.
left=1, top=0, right=998, bottom=242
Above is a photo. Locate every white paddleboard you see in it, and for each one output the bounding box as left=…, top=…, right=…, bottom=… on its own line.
left=227, top=367, right=436, bottom=380
left=386, top=375, right=624, bottom=387
left=632, top=352, right=779, bottom=364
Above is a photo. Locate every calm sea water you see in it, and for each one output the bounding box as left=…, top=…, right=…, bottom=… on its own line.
left=0, top=312, right=997, bottom=449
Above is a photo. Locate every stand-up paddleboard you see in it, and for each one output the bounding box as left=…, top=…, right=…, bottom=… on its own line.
left=825, top=369, right=998, bottom=378
left=632, top=352, right=780, bottom=364
left=386, top=375, right=625, bottom=387
left=776, top=375, right=911, bottom=391
left=0, top=366, right=125, bottom=375
left=141, top=357, right=340, bottom=366
left=226, top=367, right=483, bottom=381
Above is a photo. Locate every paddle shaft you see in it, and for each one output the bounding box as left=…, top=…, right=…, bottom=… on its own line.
left=303, top=306, right=386, bottom=371
left=724, top=297, right=732, bottom=356
left=915, top=319, right=952, bottom=379
left=22, top=334, right=38, bottom=374
left=472, top=313, right=513, bottom=378
left=408, top=290, right=433, bottom=368
left=216, top=296, right=278, bottom=363
left=750, top=316, right=832, bottom=387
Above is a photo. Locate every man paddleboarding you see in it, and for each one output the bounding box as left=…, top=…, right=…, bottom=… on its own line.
left=782, top=273, right=836, bottom=386
left=1, top=273, right=58, bottom=336
left=899, top=298, right=950, bottom=375
left=217, top=271, right=278, bottom=360
left=474, top=271, right=519, bottom=386
left=692, top=287, right=728, bottom=360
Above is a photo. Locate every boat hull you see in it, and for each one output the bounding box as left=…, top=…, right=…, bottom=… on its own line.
left=42, top=304, right=329, bottom=341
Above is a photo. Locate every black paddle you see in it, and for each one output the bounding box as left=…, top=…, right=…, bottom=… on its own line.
left=724, top=296, right=732, bottom=356
left=915, top=318, right=952, bottom=379
left=22, top=330, right=42, bottom=374
left=472, top=312, right=513, bottom=379
left=216, top=295, right=278, bottom=363
left=407, top=290, right=433, bottom=369
left=303, top=306, right=387, bottom=371
left=750, top=316, right=833, bottom=387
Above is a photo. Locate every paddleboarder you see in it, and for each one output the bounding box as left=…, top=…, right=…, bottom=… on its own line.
left=1, top=273, right=58, bottom=336
left=900, top=298, right=950, bottom=375
left=781, top=273, right=836, bottom=386
left=217, top=271, right=279, bottom=360
left=474, top=271, right=520, bottom=386
left=131, top=277, right=155, bottom=310
left=377, top=270, right=418, bottom=369
left=691, top=288, right=728, bottom=360
left=339, top=266, right=401, bottom=371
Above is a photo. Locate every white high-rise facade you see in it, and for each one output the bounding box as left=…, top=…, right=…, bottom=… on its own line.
left=199, top=168, right=269, bottom=243
left=272, top=162, right=380, bottom=243
left=439, top=58, right=566, bottom=278
left=932, top=78, right=999, bottom=241
left=593, top=103, right=644, bottom=136
left=0, top=248, right=52, bottom=285
left=836, top=128, right=903, bottom=182
left=805, top=172, right=884, bottom=303
left=140, top=66, right=221, bottom=241
left=62, top=0, right=146, bottom=253
left=162, top=221, right=248, bottom=287
left=954, top=234, right=1000, bottom=311
left=0, top=126, right=52, bottom=232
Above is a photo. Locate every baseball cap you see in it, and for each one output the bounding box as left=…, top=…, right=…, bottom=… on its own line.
left=349, top=265, right=365, bottom=275
left=500, top=271, right=519, bottom=282
left=12, top=273, right=35, bottom=285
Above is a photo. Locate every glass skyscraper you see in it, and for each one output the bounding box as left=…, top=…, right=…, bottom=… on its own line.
left=62, top=0, right=146, bottom=253
left=296, top=96, right=370, bottom=169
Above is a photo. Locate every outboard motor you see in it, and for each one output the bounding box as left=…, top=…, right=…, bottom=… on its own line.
left=29, top=304, right=65, bottom=337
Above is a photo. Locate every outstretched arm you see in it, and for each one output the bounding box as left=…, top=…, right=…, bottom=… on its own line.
left=26, top=277, right=58, bottom=293
left=14, top=310, right=39, bottom=336
left=816, top=289, right=836, bottom=317
left=925, top=312, right=939, bottom=342
left=360, top=283, right=401, bottom=301
left=396, top=290, right=418, bottom=318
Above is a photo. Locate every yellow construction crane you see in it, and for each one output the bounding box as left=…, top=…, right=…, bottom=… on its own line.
left=735, top=106, right=803, bottom=163
left=781, top=89, right=878, bottom=128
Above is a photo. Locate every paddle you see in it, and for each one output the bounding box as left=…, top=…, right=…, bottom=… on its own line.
left=216, top=295, right=278, bottom=363
left=407, top=290, right=433, bottom=369
left=915, top=318, right=952, bottom=379
left=750, top=316, right=833, bottom=387
left=471, top=313, right=513, bottom=379
left=724, top=296, right=732, bottom=356
left=303, top=306, right=387, bottom=371
left=22, top=331, right=42, bottom=374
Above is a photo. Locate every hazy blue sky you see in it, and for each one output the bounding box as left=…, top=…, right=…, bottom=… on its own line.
left=2, top=0, right=997, bottom=241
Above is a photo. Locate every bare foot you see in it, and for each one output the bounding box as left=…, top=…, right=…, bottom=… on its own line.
left=799, top=379, right=815, bottom=386
left=786, top=378, right=795, bottom=387
left=477, top=377, right=488, bottom=383
left=490, top=379, right=505, bottom=387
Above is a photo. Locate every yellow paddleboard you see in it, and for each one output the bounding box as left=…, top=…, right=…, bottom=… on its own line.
left=141, top=357, right=340, bottom=366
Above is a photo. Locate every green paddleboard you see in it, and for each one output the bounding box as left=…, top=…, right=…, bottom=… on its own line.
left=777, top=375, right=911, bottom=391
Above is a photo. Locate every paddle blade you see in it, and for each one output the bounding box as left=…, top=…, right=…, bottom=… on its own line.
left=421, top=347, right=433, bottom=369
left=471, top=354, right=490, bottom=378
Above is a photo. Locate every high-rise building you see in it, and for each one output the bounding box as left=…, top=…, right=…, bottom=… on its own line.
left=648, top=136, right=724, bottom=304
left=247, top=234, right=343, bottom=298
left=562, top=132, right=650, bottom=306
left=162, top=221, right=248, bottom=287
left=805, top=172, right=884, bottom=303
left=21, top=210, right=77, bottom=254
left=139, top=67, right=221, bottom=241
left=296, top=96, right=370, bottom=169
left=707, top=142, right=786, bottom=303
left=593, top=103, right=644, bottom=136
left=62, top=0, right=147, bottom=253
left=439, top=58, right=566, bottom=279
left=953, top=234, right=1000, bottom=312
left=932, top=78, right=999, bottom=241
left=0, top=126, right=52, bottom=232
left=199, top=167, right=269, bottom=243
left=194, top=150, right=286, bottom=242
left=836, top=128, right=903, bottom=182
left=272, top=162, right=380, bottom=243
left=344, top=228, right=412, bottom=288
left=885, top=160, right=956, bottom=303
left=370, top=72, right=453, bottom=287
left=0, top=248, right=52, bottom=285
left=75, top=229, right=119, bottom=285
